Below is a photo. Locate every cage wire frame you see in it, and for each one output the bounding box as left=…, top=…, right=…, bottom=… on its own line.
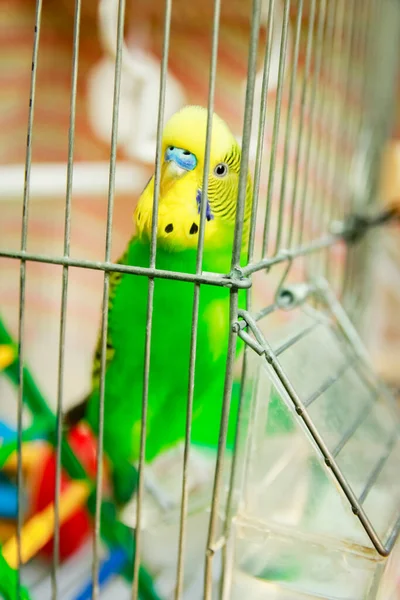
left=0, top=0, right=400, bottom=599
left=339, top=1, right=400, bottom=330
left=235, top=276, right=400, bottom=558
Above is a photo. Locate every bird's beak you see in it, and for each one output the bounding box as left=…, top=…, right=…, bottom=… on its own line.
left=160, top=160, right=187, bottom=196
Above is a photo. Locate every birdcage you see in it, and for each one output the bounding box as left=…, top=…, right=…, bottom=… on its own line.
left=0, top=0, right=400, bottom=599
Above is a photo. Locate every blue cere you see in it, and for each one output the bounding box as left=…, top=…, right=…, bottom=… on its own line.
left=165, top=146, right=197, bottom=171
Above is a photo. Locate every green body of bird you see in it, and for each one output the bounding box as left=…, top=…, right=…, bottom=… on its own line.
left=84, top=106, right=253, bottom=501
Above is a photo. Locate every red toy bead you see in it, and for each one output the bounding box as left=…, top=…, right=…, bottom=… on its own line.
left=30, top=449, right=91, bottom=560
left=68, top=423, right=101, bottom=479
left=28, top=423, right=110, bottom=561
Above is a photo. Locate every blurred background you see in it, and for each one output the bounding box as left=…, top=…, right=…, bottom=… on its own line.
left=0, top=0, right=399, bottom=422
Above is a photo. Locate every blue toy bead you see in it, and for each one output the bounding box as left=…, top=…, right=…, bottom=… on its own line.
left=0, top=421, right=17, bottom=444
left=0, top=479, right=18, bottom=519
left=73, top=547, right=127, bottom=600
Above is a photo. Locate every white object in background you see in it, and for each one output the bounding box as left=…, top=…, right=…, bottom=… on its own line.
left=0, top=162, right=149, bottom=199
left=239, top=0, right=293, bottom=160
left=120, top=444, right=222, bottom=600
left=87, top=0, right=186, bottom=165
left=259, top=0, right=291, bottom=96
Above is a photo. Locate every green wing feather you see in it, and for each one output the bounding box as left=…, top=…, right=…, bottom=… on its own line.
left=84, top=235, right=246, bottom=501
left=91, top=241, right=131, bottom=388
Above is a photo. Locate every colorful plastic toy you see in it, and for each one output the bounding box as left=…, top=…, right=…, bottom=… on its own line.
left=0, top=315, right=161, bottom=600
left=28, top=450, right=92, bottom=561
left=2, top=481, right=91, bottom=569
left=0, top=477, right=18, bottom=520
left=27, top=423, right=109, bottom=561
left=0, top=552, right=31, bottom=600
left=74, top=547, right=127, bottom=600
left=0, top=344, right=15, bottom=371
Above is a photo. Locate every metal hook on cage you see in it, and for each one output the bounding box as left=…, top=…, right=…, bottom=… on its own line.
left=276, top=281, right=317, bottom=311
left=234, top=309, right=267, bottom=357
left=273, top=252, right=319, bottom=311
left=330, top=203, right=400, bottom=246
left=273, top=253, right=294, bottom=308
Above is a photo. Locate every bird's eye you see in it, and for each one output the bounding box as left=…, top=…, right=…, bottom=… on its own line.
left=182, top=150, right=190, bottom=155
left=168, top=146, right=174, bottom=151
left=214, top=163, right=228, bottom=178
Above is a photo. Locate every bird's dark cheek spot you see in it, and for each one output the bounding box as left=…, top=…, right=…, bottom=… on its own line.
left=137, top=212, right=141, bottom=221
left=165, top=223, right=174, bottom=233
left=189, top=223, right=199, bottom=235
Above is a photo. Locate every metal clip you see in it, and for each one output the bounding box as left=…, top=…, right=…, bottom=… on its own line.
left=276, top=282, right=316, bottom=311
left=331, top=205, right=400, bottom=245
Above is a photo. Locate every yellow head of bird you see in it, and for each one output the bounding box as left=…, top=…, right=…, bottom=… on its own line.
left=134, top=106, right=253, bottom=253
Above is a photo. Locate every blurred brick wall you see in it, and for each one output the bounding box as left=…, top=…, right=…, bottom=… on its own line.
left=0, top=0, right=398, bottom=419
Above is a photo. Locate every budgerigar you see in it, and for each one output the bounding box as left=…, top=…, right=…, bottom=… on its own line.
left=82, top=106, right=253, bottom=504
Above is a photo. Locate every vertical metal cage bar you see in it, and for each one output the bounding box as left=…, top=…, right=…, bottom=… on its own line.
left=341, top=0, right=372, bottom=306
left=274, top=0, right=304, bottom=254
left=346, top=0, right=376, bottom=316
left=323, top=0, right=345, bottom=281
left=340, top=1, right=359, bottom=219
left=231, top=6, right=261, bottom=270
left=261, top=0, right=291, bottom=258
left=222, top=312, right=281, bottom=571
left=347, top=0, right=400, bottom=321
left=17, top=1, right=43, bottom=596
left=174, top=1, right=221, bottom=597
left=307, top=0, right=337, bottom=279
left=323, top=0, right=353, bottom=287
left=308, top=0, right=335, bottom=236
left=52, top=1, right=81, bottom=597
left=322, top=0, right=344, bottom=223
left=20, top=1, right=42, bottom=254
left=297, top=0, right=327, bottom=249
left=132, top=1, right=172, bottom=598
left=357, top=0, right=375, bottom=166
left=219, top=335, right=249, bottom=597
left=221, top=2, right=276, bottom=590
left=287, top=0, right=316, bottom=249
left=204, top=1, right=261, bottom=597
left=194, top=5, right=221, bottom=278
left=93, top=0, right=126, bottom=596
left=348, top=0, right=370, bottom=216
left=204, top=294, right=239, bottom=600
left=92, top=278, right=110, bottom=599
left=248, top=0, right=275, bottom=263
left=336, top=0, right=357, bottom=301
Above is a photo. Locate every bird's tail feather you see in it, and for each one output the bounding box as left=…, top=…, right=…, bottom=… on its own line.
left=63, top=394, right=90, bottom=427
